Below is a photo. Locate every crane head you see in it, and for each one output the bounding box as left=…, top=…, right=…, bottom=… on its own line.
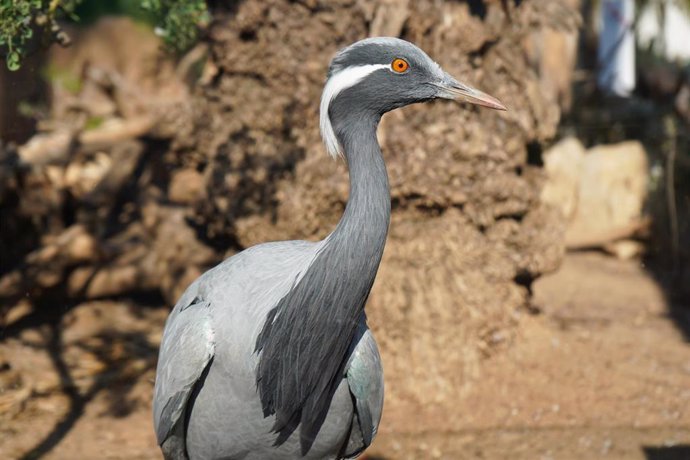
left=320, top=37, right=506, bottom=158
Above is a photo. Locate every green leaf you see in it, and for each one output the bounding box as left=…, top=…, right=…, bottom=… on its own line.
left=7, top=51, right=20, bottom=71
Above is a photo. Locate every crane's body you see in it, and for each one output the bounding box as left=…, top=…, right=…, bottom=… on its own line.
left=153, top=37, right=505, bottom=460
left=154, top=239, right=383, bottom=459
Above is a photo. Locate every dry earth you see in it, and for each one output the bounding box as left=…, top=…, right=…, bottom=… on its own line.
left=1, top=251, right=688, bottom=460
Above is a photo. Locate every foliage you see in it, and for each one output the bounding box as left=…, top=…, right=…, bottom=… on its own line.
left=0, top=0, right=208, bottom=71
left=0, top=0, right=83, bottom=71
left=141, top=0, right=208, bottom=52
left=72, top=0, right=160, bottom=25
left=0, top=0, right=38, bottom=71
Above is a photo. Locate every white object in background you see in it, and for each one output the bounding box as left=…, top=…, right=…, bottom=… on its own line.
left=638, top=0, right=690, bottom=62
left=598, top=0, right=636, bottom=96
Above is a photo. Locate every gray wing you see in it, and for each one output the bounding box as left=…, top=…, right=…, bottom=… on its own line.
left=343, top=326, right=384, bottom=458
left=153, top=295, right=215, bottom=446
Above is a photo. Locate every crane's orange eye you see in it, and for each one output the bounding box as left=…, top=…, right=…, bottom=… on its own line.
left=391, top=58, right=409, bottom=73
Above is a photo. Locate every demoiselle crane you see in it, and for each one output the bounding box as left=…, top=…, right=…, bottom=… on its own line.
left=153, top=37, right=506, bottom=460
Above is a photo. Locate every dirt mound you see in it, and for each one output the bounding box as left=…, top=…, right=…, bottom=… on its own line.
left=188, top=0, right=571, bottom=406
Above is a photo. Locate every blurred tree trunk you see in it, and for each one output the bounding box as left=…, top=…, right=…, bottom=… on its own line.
left=0, top=51, right=47, bottom=144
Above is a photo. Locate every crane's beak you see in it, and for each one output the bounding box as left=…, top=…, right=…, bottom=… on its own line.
left=433, top=74, right=507, bottom=111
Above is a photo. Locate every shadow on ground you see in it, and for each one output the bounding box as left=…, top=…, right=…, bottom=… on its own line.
left=643, top=445, right=690, bottom=460
left=1, top=300, right=162, bottom=460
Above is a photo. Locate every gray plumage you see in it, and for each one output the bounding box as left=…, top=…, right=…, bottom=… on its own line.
left=153, top=37, right=505, bottom=460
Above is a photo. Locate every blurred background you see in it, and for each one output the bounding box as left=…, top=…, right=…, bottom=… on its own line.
left=0, top=0, right=688, bottom=459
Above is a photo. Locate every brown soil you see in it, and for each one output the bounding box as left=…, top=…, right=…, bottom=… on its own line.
left=1, top=251, right=688, bottom=460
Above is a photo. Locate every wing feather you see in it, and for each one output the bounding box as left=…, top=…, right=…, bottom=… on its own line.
left=153, top=296, right=215, bottom=445
left=345, top=326, right=384, bottom=453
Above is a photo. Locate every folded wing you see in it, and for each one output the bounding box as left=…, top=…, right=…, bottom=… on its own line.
left=153, top=296, right=215, bottom=447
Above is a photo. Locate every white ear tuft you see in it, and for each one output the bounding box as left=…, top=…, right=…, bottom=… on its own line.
left=319, top=64, right=388, bottom=159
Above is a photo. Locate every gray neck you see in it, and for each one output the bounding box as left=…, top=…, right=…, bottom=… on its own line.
left=254, top=110, right=391, bottom=453
left=329, top=112, right=391, bottom=271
